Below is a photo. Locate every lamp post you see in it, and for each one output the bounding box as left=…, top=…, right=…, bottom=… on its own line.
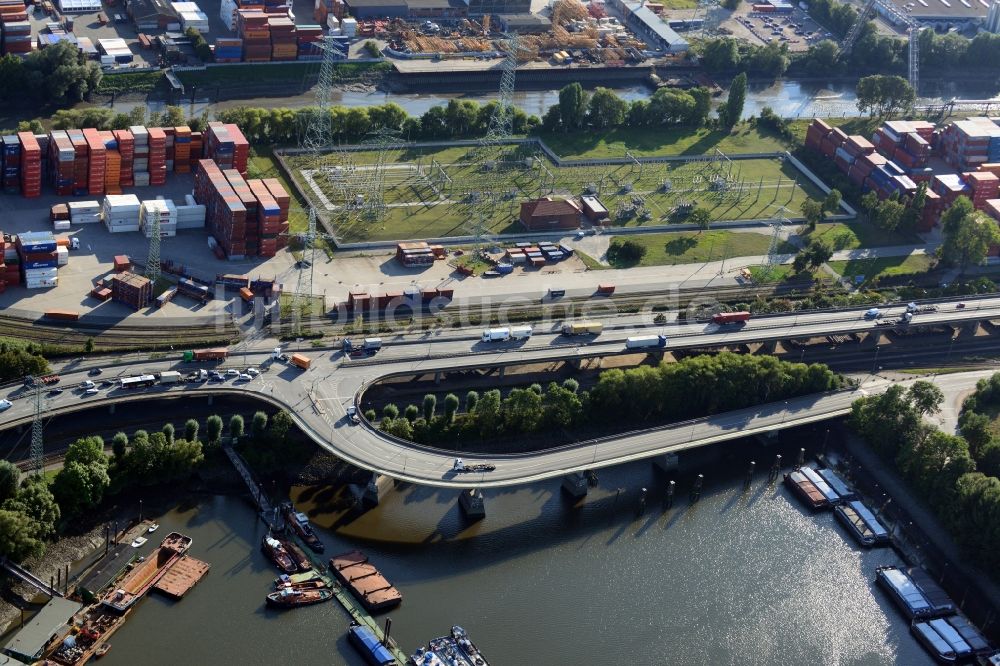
left=871, top=345, right=881, bottom=376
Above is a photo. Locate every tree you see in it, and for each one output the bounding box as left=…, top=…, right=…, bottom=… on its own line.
left=422, top=394, right=437, bottom=421
left=959, top=411, right=993, bottom=458
left=856, top=75, right=915, bottom=118
left=607, top=238, right=647, bottom=266
left=269, top=410, right=293, bottom=444
left=53, top=460, right=109, bottom=518
left=908, top=381, right=944, bottom=415
left=700, top=38, right=740, bottom=72
left=822, top=189, right=842, bottom=219
left=979, top=441, right=1000, bottom=478
left=476, top=389, right=503, bottom=437
left=721, top=73, right=747, bottom=128
left=940, top=204, right=1000, bottom=272
left=112, top=432, right=129, bottom=460
left=557, top=83, right=587, bottom=130
left=465, top=391, right=479, bottom=413
left=588, top=87, right=627, bottom=129
left=502, top=388, right=543, bottom=433
left=184, top=419, right=199, bottom=442
left=252, top=411, right=268, bottom=437
left=3, top=476, right=59, bottom=539
left=562, top=378, right=579, bottom=393
left=20, top=41, right=102, bottom=105
left=162, top=423, right=175, bottom=446
left=65, top=436, right=107, bottom=468
left=0, top=510, right=44, bottom=562
left=229, top=415, right=245, bottom=439
left=404, top=404, right=420, bottom=422
left=205, top=415, right=223, bottom=443
left=953, top=473, right=1000, bottom=572
left=800, top=199, right=823, bottom=231
left=363, top=40, right=381, bottom=58
left=0, top=461, right=19, bottom=503
left=443, top=394, right=460, bottom=423
left=84, top=338, right=94, bottom=353
left=381, top=404, right=399, bottom=420
left=688, top=207, right=712, bottom=231
left=542, top=382, right=583, bottom=428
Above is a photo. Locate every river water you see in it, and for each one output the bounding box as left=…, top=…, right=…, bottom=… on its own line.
left=97, top=436, right=934, bottom=666
left=139, top=78, right=1000, bottom=122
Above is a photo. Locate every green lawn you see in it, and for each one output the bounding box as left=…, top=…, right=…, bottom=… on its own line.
left=247, top=148, right=310, bottom=234
left=175, top=62, right=389, bottom=88
left=607, top=230, right=796, bottom=268
left=748, top=264, right=800, bottom=282
left=536, top=123, right=790, bottom=160
left=827, top=254, right=934, bottom=281
left=804, top=222, right=920, bottom=251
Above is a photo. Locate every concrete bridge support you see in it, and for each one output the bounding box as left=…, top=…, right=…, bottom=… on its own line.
left=653, top=453, right=679, bottom=474
left=759, top=340, right=778, bottom=355
left=352, top=473, right=393, bottom=509
left=458, top=488, right=485, bottom=520
left=108, top=404, right=115, bottom=415
left=561, top=472, right=588, bottom=499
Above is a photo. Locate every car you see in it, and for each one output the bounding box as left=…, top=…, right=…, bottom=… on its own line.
left=209, top=374, right=225, bottom=382
left=0, top=399, right=11, bottom=412
left=225, top=369, right=240, bottom=378
left=864, top=308, right=882, bottom=319
left=957, top=302, right=966, bottom=309
left=346, top=405, right=359, bottom=424
left=48, top=388, right=63, bottom=395
left=81, top=380, right=96, bottom=389
left=101, top=380, right=114, bottom=387
left=246, top=368, right=260, bottom=377
left=89, top=368, right=103, bottom=376
left=237, top=373, right=252, bottom=381
left=83, top=388, right=99, bottom=396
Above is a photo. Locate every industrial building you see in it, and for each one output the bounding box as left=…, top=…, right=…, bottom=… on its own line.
left=606, top=0, right=688, bottom=53
left=344, top=0, right=409, bottom=18
left=883, top=0, right=988, bottom=26
left=495, top=13, right=552, bottom=33
left=519, top=197, right=582, bottom=231
left=125, top=0, right=180, bottom=30
left=405, top=0, right=467, bottom=18
left=463, top=0, right=531, bottom=17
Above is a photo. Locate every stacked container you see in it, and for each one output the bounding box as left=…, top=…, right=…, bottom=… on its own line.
left=938, top=118, right=1000, bottom=172
left=297, top=24, right=323, bottom=59
left=115, top=129, right=134, bottom=187
left=69, top=200, right=101, bottom=224
left=238, top=10, right=270, bottom=62
left=140, top=199, right=178, bottom=238
left=17, top=132, right=40, bottom=198
left=110, top=272, right=152, bottom=310
left=148, top=127, right=167, bottom=186
left=1, top=19, right=32, bottom=56
left=68, top=129, right=88, bottom=195
left=174, top=126, right=191, bottom=173
left=263, top=178, right=290, bottom=251
left=205, top=122, right=249, bottom=175
left=214, top=37, right=243, bottom=62
left=131, top=125, right=150, bottom=187
left=17, top=232, right=58, bottom=289
left=103, top=130, right=122, bottom=195
left=177, top=195, right=207, bottom=229
left=962, top=171, right=1000, bottom=209
left=83, top=128, right=106, bottom=196
left=49, top=131, right=75, bottom=196
left=219, top=0, right=239, bottom=31
left=102, top=194, right=141, bottom=233
left=194, top=159, right=247, bottom=260
left=225, top=168, right=257, bottom=256
left=269, top=16, right=296, bottom=61
left=931, top=174, right=971, bottom=206
left=2, top=134, right=20, bottom=194
left=190, top=132, right=204, bottom=170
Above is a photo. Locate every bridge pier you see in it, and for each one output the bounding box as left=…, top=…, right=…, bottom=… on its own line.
left=664, top=480, right=675, bottom=509
left=498, top=366, right=506, bottom=379
left=653, top=453, right=679, bottom=474
left=459, top=488, right=485, bottom=520
left=108, top=404, right=115, bottom=415
left=434, top=371, right=442, bottom=385
left=351, top=473, right=393, bottom=509
left=759, top=340, right=778, bottom=355
left=207, top=395, right=214, bottom=406
left=561, top=473, right=588, bottom=499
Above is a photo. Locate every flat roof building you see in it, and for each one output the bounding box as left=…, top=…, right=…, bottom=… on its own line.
left=495, top=13, right=552, bottom=32
left=346, top=0, right=409, bottom=18
left=3, top=598, right=82, bottom=663
left=607, top=0, right=689, bottom=53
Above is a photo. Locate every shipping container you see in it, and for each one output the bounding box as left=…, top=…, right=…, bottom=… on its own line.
left=44, top=310, right=80, bottom=321
left=290, top=353, right=311, bottom=369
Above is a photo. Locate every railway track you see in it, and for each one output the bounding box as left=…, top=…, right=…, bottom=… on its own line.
left=0, top=317, right=237, bottom=352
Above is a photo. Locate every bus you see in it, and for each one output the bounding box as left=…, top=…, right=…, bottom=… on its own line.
left=119, top=374, right=156, bottom=389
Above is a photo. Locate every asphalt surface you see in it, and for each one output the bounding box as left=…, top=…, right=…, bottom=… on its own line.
left=0, top=294, right=997, bottom=488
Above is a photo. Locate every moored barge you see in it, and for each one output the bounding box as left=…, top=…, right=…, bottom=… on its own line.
left=265, top=586, right=332, bottom=609
left=330, top=550, right=402, bottom=613
left=281, top=502, right=325, bottom=553
left=799, top=466, right=841, bottom=505
left=279, top=537, right=313, bottom=572
left=817, top=467, right=857, bottom=501
left=411, top=625, right=489, bottom=666
left=783, top=470, right=829, bottom=510
left=876, top=565, right=956, bottom=620
left=100, top=532, right=192, bottom=613
left=834, top=500, right=890, bottom=547
left=349, top=621, right=396, bottom=666
left=911, top=615, right=992, bottom=663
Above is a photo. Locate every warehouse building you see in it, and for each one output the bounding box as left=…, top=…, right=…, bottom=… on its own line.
left=883, top=0, right=987, bottom=26
left=519, top=197, right=582, bottom=231
left=606, top=0, right=688, bottom=53
left=345, top=0, right=409, bottom=19
left=463, top=0, right=531, bottom=17
left=125, top=0, right=180, bottom=29
left=405, top=0, right=467, bottom=17
left=495, top=13, right=552, bottom=32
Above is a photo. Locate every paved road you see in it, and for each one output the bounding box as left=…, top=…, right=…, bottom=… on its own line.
left=0, top=295, right=997, bottom=488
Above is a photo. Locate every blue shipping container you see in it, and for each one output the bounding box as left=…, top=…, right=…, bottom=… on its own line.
left=23, top=260, right=58, bottom=270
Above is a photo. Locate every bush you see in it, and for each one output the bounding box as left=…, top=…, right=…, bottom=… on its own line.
left=606, top=239, right=647, bottom=266
left=363, top=40, right=381, bottom=58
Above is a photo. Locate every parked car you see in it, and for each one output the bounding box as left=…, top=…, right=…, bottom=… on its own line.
left=81, top=380, right=96, bottom=389
left=225, top=369, right=240, bottom=378
left=237, top=373, right=252, bottom=382
left=246, top=368, right=260, bottom=377
left=0, top=399, right=11, bottom=412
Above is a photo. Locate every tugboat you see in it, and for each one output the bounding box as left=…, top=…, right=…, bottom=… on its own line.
left=261, top=535, right=297, bottom=574
left=95, top=643, right=112, bottom=659
left=265, top=586, right=332, bottom=609
left=281, top=503, right=325, bottom=553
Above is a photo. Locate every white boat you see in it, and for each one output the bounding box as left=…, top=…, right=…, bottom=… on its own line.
left=130, top=536, right=148, bottom=548
left=147, top=523, right=159, bottom=533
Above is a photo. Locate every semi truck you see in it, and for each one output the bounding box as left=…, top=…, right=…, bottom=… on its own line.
left=482, top=326, right=532, bottom=342
left=290, top=353, right=311, bottom=370
left=362, top=338, right=382, bottom=351
left=185, top=348, right=229, bottom=362
left=158, top=371, right=182, bottom=384
left=625, top=335, right=668, bottom=349
left=711, top=311, right=751, bottom=325
left=561, top=321, right=604, bottom=336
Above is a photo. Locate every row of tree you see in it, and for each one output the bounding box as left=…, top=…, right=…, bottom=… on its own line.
left=957, top=374, right=1000, bottom=478
left=540, top=83, right=713, bottom=132
left=0, top=341, right=48, bottom=382
left=0, top=42, right=102, bottom=108
left=850, top=381, right=1000, bottom=575
left=375, top=353, right=840, bottom=445
left=47, top=105, right=206, bottom=133
left=698, top=39, right=791, bottom=78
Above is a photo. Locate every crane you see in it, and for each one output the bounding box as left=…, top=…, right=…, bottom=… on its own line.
left=840, top=0, right=920, bottom=91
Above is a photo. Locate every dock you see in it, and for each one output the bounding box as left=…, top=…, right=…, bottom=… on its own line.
left=153, top=557, right=210, bottom=599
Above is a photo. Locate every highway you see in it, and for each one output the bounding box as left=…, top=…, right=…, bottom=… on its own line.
left=0, top=294, right=997, bottom=488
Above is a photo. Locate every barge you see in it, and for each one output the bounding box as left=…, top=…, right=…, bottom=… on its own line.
left=911, top=615, right=992, bottom=663
left=274, top=571, right=323, bottom=587
left=783, top=470, right=829, bottom=510
left=101, top=532, right=192, bottom=613
left=281, top=502, right=325, bottom=553
left=411, top=625, right=489, bottom=666
left=876, top=565, right=955, bottom=620
left=349, top=621, right=397, bottom=666
left=330, top=550, right=402, bottom=613
left=279, top=537, right=313, bottom=572
left=817, top=468, right=857, bottom=501
left=834, top=500, right=890, bottom=547
left=261, top=535, right=297, bottom=574
left=799, top=466, right=841, bottom=504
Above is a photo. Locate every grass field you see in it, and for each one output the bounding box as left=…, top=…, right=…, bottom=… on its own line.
left=536, top=124, right=790, bottom=160
left=175, top=62, right=389, bottom=88
left=604, top=230, right=796, bottom=268
left=804, top=222, right=919, bottom=251
left=827, top=254, right=934, bottom=281
left=286, top=142, right=828, bottom=243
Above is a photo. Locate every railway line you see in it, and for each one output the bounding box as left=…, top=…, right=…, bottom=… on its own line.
left=0, top=316, right=237, bottom=351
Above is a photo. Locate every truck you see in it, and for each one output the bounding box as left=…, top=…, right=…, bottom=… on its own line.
left=597, top=284, right=616, bottom=295
left=185, top=348, right=229, bottom=362
left=561, top=321, right=604, bottom=336
left=362, top=338, right=382, bottom=351
left=625, top=335, right=668, bottom=349
left=481, top=327, right=511, bottom=342
left=186, top=369, right=208, bottom=382
left=290, top=353, right=311, bottom=370
left=510, top=326, right=533, bottom=340
left=711, top=311, right=751, bottom=325
left=158, top=371, right=182, bottom=384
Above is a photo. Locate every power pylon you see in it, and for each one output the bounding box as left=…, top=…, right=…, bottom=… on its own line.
left=761, top=204, right=791, bottom=280
left=144, top=213, right=161, bottom=283
left=30, top=386, right=44, bottom=475
left=480, top=32, right=520, bottom=155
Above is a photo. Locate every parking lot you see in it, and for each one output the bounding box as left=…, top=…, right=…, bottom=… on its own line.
left=724, top=6, right=829, bottom=52
left=27, top=4, right=160, bottom=68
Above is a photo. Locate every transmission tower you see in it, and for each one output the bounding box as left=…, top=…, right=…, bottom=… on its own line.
left=908, top=27, right=920, bottom=92
left=761, top=204, right=791, bottom=280
left=841, top=0, right=920, bottom=90
left=480, top=32, right=520, bottom=155
left=144, top=212, right=161, bottom=283
left=356, top=127, right=400, bottom=222
left=840, top=0, right=876, bottom=56
left=30, top=386, right=44, bottom=475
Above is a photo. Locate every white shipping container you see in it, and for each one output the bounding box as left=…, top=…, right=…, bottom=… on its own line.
left=25, top=279, right=58, bottom=289
left=24, top=267, right=58, bottom=279
left=56, top=246, right=69, bottom=265
left=53, top=220, right=71, bottom=231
